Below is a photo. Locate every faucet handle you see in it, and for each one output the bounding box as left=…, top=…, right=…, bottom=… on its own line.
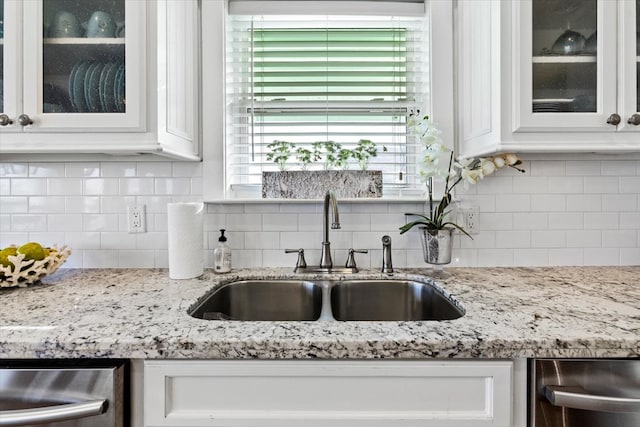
left=345, top=248, right=368, bottom=269
left=285, top=248, right=307, bottom=270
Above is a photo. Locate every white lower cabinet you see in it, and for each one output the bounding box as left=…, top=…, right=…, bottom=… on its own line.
left=144, top=360, right=514, bottom=427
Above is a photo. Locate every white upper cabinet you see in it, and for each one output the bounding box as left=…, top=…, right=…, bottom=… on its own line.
left=456, top=0, right=640, bottom=157
left=0, top=0, right=200, bottom=160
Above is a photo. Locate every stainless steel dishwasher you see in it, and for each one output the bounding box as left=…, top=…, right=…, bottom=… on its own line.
left=0, top=360, right=126, bottom=427
left=530, top=358, right=640, bottom=427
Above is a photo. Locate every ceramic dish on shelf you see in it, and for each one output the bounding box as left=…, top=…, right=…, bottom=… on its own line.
left=532, top=98, right=574, bottom=113
left=71, top=60, right=93, bottom=112
left=103, top=63, right=119, bottom=112
left=115, top=63, right=125, bottom=112
left=86, top=62, right=105, bottom=112
left=99, top=62, right=115, bottom=112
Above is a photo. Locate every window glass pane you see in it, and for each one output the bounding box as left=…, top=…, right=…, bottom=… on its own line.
left=42, top=0, right=125, bottom=114
left=532, top=0, right=597, bottom=113
left=0, top=0, right=4, bottom=113
left=226, top=14, right=428, bottom=197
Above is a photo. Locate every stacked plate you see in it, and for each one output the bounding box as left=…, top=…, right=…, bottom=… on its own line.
left=532, top=98, right=573, bottom=113
left=68, top=59, right=125, bottom=113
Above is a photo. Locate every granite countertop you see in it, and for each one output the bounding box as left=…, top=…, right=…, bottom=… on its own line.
left=0, top=267, right=638, bottom=360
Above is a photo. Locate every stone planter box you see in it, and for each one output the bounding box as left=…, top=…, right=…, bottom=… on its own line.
left=262, top=170, right=383, bottom=199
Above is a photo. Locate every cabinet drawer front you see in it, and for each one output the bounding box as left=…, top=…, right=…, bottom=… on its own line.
left=145, top=360, right=512, bottom=427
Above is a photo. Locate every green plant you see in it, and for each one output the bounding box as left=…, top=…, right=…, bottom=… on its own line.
left=266, top=140, right=295, bottom=171
left=399, top=111, right=524, bottom=237
left=314, top=141, right=342, bottom=170
left=295, top=147, right=321, bottom=170
left=352, top=139, right=387, bottom=170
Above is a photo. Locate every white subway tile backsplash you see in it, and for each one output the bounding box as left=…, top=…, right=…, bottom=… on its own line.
left=0, top=158, right=637, bottom=268
left=584, top=177, right=619, bottom=194
left=531, top=230, right=566, bottom=248
left=262, top=213, right=298, bottom=231
left=119, top=178, right=154, bottom=195
left=11, top=179, right=47, bottom=195
left=620, top=248, right=640, bottom=265
left=83, top=214, right=119, bottom=232
left=602, top=194, right=637, bottom=212
left=0, top=164, right=28, bottom=177
left=512, top=177, right=548, bottom=194
left=27, top=232, right=66, bottom=247
left=567, top=230, right=601, bottom=248
left=29, top=163, right=65, bottom=177
left=48, top=178, right=82, bottom=195
left=514, top=249, right=549, bottom=266
left=547, top=176, right=584, bottom=194
left=584, top=212, right=619, bottom=229
left=245, top=231, right=280, bottom=249
left=513, top=212, right=548, bottom=230
left=495, top=194, right=531, bottom=212
left=602, top=230, right=637, bottom=248
left=531, top=194, right=566, bottom=212
left=84, top=178, right=119, bottom=195
left=548, top=212, right=584, bottom=230
left=138, top=162, right=172, bottom=177
left=0, top=197, right=28, bottom=213
left=549, top=248, right=583, bottom=266
left=48, top=214, right=83, bottom=232
left=65, top=163, right=100, bottom=177
left=620, top=212, right=640, bottom=229
left=566, top=160, right=601, bottom=176
left=530, top=161, right=565, bottom=176
left=11, top=215, right=47, bottom=232
left=601, top=160, right=636, bottom=176
left=101, top=162, right=136, bottom=177
left=566, top=194, right=601, bottom=212
left=496, top=231, right=531, bottom=248
left=620, top=177, right=640, bottom=194
left=101, top=232, right=137, bottom=250
left=29, top=196, right=65, bottom=213
left=583, top=248, right=620, bottom=265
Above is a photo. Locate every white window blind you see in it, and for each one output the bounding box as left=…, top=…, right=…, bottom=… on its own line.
left=225, top=5, right=429, bottom=198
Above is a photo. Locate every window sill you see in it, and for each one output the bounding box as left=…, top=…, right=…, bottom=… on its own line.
left=203, top=197, right=430, bottom=205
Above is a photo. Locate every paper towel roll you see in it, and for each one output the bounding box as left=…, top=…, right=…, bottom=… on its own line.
left=168, top=202, right=204, bottom=279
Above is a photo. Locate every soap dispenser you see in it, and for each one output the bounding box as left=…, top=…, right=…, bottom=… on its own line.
left=213, top=229, right=231, bottom=273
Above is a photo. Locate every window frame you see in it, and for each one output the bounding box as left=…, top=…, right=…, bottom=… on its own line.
left=203, top=0, right=454, bottom=202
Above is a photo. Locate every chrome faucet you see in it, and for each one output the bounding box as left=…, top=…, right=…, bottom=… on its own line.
left=319, top=190, right=341, bottom=268
left=381, top=235, right=393, bottom=274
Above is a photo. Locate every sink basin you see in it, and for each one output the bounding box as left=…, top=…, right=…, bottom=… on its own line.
left=189, top=279, right=464, bottom=321
left=188, top=280, right=323, bottom=321
left=330, top=280, right=464, bottom=321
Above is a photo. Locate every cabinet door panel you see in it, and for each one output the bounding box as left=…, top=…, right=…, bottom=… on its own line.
left=145, top=360, right=513, bottom=427
left=618, top=0, right=640, bottom=132
left=513, top=0, right=617, bottom=132
left=0, top=0, right=22, bottom=133
left=21, top=0, right=146, bottom=132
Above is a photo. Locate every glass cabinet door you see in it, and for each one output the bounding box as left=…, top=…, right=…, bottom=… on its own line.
left=21, top=0, right=145, bottom=132
left=515, top=0, right=617, bottom=132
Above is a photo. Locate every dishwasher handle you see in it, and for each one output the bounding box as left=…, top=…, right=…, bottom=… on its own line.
left=544, top=385, right=640, bottom=413
left=0, top=399, right=107, bottom=426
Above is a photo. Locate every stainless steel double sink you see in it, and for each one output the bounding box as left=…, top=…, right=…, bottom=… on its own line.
left=188, top=279, right=464, bottom=322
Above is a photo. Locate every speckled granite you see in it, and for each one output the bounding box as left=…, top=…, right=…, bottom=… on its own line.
left=0, top=267, right=638, bottom=359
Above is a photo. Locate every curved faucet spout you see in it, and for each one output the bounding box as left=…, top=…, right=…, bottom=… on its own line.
left=320, top=190, right=340, bottom=268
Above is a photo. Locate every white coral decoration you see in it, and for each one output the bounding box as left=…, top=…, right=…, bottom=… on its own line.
left=0, top=245, right=71, bottom=288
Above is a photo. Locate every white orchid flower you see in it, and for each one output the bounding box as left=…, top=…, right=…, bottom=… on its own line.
left=505, top=153, right=519, bottom=165
left=492, top=156, right=505, bottom=168
left=481, top=158, right=497, bottom=176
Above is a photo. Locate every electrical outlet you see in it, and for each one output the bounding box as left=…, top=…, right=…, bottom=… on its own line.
left=127, top=205, right=146, bottom=233
left=462, top=206, right=480, bottom=235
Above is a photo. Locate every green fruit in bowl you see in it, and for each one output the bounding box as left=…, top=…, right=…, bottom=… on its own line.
left=17, top=242, right=46, bottom=261
left=0, top=247, right=18, bottom=267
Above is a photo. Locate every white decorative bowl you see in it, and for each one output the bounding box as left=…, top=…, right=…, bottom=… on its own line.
left=0, top=245, right=71, bottom=288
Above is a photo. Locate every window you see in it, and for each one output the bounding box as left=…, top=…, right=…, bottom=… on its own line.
left=225, top=1, right=429, bottom=198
